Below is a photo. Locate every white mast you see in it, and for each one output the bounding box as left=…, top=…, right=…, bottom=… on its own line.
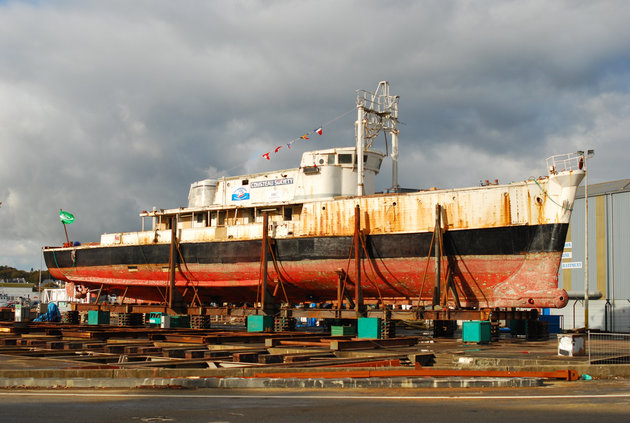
left=355, top=81, right=400, bottom=195
left=356, top=103, right=365, bottom=196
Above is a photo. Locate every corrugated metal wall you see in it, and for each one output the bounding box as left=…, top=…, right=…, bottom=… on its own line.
left=611, top=192, right=630, bottom=299
left=556, top=188, right=630, bottom=331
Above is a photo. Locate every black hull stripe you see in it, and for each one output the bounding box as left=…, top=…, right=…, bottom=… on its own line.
left=44, top=224, right=568, bottom=269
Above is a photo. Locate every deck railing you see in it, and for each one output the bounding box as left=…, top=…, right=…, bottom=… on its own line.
left=546, top=152, right=583, bottom=174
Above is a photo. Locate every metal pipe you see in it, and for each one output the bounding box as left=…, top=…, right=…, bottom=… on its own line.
left=356, top=105, right=365, bottom=196
left=354, top=205, right=362, bottom=313
left=582, top=149, right=594, bottom=329
left=336, top=269, right=344, bottom=311
left=584, top=157, right=589, bottom=329
left=572, top=299, right=579, bottom=330
left=168, top=216, right=177, bottom=309
left=433, top=204, right=441, bottom=309
left=391, top=129, right=399, bottom=191
left=610, top=193, right=615, bottom=332
left=261, top=212, right=269, bottom=312
left=38, top=251, right=42, bottom=309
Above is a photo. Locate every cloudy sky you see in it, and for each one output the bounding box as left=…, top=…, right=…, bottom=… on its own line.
left=1, top=0, right=629, bottom=271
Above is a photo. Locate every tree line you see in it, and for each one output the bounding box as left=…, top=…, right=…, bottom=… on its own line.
left=0, top=266, right=51, bottom=285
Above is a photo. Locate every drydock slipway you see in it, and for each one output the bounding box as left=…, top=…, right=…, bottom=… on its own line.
left=42, top=81, right=585, bottom=325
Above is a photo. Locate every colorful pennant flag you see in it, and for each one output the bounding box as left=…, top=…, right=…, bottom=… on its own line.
left=59, top=210, right=75, bottom=225
left=260, top=115, right=331, bottom=161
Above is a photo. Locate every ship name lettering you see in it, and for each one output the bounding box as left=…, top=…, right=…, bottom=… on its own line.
left=251, top=178, right=294, bottom=188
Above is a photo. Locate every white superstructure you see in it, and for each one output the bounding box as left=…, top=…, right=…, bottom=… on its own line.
left=187, top=146, right=385, bottom=208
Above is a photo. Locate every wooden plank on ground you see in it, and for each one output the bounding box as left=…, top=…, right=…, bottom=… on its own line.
left=328, top=337, right=418, bottom=351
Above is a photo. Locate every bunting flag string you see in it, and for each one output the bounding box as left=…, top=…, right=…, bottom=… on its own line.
left=262, top=127, right=320, bottom=160
left=261, top=107, right=354, bottom=161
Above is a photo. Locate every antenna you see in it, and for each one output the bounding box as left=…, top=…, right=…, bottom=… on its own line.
left=355, top=81, right=400, bottom=195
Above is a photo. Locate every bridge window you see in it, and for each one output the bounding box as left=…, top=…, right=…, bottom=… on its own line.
left=338, top=154, right=352, bottom=164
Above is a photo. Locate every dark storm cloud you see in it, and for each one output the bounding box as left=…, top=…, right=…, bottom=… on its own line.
left=1, top=0, right=629, bottom=269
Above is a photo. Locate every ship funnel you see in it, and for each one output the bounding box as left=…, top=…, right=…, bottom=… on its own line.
left=188, top=179, right=217, bottom=207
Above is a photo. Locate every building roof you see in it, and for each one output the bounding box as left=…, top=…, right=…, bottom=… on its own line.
left=576, top=179, right=630, bottom=199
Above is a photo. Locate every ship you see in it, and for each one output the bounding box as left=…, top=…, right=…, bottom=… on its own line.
left=43, top=82, right=585, bottom=311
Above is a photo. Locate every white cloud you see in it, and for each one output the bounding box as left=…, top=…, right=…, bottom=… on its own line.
left=1, top=0, right=629, bottom=270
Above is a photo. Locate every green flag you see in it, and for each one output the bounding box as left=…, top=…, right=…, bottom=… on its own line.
left=59, top=210, right=75, bottom=225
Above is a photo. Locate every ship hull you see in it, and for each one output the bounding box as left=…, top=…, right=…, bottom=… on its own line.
left=45, top=223, right=569, bottom=308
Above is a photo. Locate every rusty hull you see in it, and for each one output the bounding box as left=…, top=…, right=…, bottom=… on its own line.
left=44, top=171, right=583, bottom=308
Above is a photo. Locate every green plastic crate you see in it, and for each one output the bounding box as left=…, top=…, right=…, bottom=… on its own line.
left=462, top=320, right=491, bottom=343
left=169, top=315, right=190, bottom=328
left=357, top=317, right=382, bottom=339
left=331, top=325, right=356, bottom=336
left=148, top=312, right=163, bottom=325
left=247, top=315, right=274, bottom=332
left=88, top=310, right=110, bottom=325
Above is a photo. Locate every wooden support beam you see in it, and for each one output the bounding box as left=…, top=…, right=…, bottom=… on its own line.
left=262, top=211, right=268, bottom=309
left=258, top=211, right=276, bottom=315
left=329, top=336, right=418, bottom=351
left=118, top=286, right=129, bottom=305
left=354, top=205, right=363, bottom=314
left=433, top=203, right=441, bottom=308
left=168, top=217, right=177, bottom=310
left=265, top=335, right=355, bottom=348
left=336, top=269, right=345, bottom=311
left=251, top=368, right=578, bottom=381
left=94, top=284, right=104, bottom=304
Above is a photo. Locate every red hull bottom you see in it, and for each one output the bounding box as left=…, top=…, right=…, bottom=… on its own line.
left=49, top=252, right=567, bottom=309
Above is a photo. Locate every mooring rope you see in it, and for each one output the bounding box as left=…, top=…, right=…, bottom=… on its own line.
left=529, top=177, right=573, bottom=211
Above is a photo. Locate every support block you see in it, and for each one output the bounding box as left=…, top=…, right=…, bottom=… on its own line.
left=462, top=320, right=491, bottom=343
left=87, top=310, right=110, bottom=325
left=247, top=315, right=274, bottom=332
left=331, top=325, right=356, bottom=336
left=14, top=304, right=31, bottom=322
left=161, top=315, right=190, bottom=328
left=358, top=317, right=382, bottom=339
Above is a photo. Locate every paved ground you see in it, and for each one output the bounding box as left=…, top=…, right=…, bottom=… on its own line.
left=2, top=326, right=629, bottom=389
left=1, top=381, right=629, bottom=423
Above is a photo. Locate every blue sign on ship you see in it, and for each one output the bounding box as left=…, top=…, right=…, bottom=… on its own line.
left=232, top=187, right=250, bottom=201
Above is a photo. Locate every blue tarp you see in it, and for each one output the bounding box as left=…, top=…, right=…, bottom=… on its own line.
left=34, top=302, right=61, bottom=322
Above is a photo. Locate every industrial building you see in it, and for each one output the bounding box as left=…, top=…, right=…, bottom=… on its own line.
left=0, top=282, right=38, bottom=306
left=554, top=179, right=630, bottom=332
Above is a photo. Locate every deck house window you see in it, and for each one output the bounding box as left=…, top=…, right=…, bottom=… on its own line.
left=241, top=208, right=254, bottom=224
left=283, top=206, right=293, bottom=221
left=338, top=154, right=352, bottom=164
